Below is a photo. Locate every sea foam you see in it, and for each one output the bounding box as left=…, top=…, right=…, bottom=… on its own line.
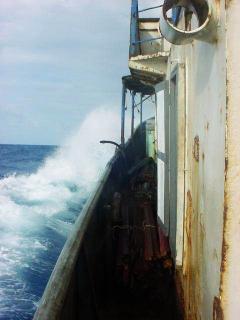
left=0, top=107, right=122, bottom=319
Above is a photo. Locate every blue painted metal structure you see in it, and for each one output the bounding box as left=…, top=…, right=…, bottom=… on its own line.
left=129, top=0, right=140, bottom=57
left=130, top=1, right=164, bottom=55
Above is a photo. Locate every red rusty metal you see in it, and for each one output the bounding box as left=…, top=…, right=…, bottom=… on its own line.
left=112, top=161, right=173, bottom=286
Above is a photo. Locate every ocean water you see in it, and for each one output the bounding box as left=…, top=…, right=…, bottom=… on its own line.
left=0, top=108, right=120, bottom=320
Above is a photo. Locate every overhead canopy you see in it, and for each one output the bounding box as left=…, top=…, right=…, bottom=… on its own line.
left=122, top=75, right=155, bottom=96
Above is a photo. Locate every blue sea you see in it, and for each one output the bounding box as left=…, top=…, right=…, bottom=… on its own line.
left=0, top=144, right=85, bottom=320
left=0, top=108, right=119, bottom=320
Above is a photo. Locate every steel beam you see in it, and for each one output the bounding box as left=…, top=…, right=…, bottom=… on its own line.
left=140, top=93, right=143, bottom=132
left=121, top=82, right=126, bottom=146
left=131, top=91, right=136, bottom=137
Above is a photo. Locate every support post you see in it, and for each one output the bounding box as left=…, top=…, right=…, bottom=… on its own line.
left=140, top=93, right=143, bottom=132
left=131, top=91, right=135, bottom=137
left=121, top=82, right=126, bottom=146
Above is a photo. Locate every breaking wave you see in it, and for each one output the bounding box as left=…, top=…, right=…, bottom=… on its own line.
left=0, top=107, right=121, bottom=320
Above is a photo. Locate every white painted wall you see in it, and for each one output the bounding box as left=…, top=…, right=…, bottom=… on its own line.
left=155, top=88, right=165, bottom=223
left=160, top=1, right=227, bottom=318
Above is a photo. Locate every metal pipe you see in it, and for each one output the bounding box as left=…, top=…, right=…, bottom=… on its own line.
left=131, top=91, right=135, bottom=137
left=100, top=140, right=127, bottom=166
left=121, top=82, right=126, bottom=146
left=140, top=93, right=143, bottom=132
left=100, top=140, right=121, bottom=149
left=138, top=4, right=163, bottom=13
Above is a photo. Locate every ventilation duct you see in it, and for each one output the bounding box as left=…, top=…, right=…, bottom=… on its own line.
left=159, top=0, right=217, bottom=45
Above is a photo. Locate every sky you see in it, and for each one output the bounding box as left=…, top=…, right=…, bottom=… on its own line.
left=0, top=0, right=158, bottom=145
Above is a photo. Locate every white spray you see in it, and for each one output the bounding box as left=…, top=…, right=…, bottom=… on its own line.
left=0, top=106, right=123, bottom=319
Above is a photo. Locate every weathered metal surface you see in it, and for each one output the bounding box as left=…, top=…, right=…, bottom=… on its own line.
left=138, top=18, right=163, bottom=55
left=193, top=135, right=200, bottom=162
left=122, top=75, right=155, bottom=95
left=129, top=52, right=168, bottom=85
left=159, top=0, right=217, bottom=45
left=155, top=63, right=185, bottom=266
left=129, top=1, right=170, bottom=86
left=219, top=0, right=240, bottom=319
left=157, top=0, right=227, bottom=318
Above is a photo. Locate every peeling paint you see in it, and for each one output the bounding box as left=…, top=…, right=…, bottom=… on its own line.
left=220, top=201, right=228, bottom=274
left=193, top=136, right=200, bottom=162
left=213, top=296, right=224, bottom=320
left=182, top=190, right=202, bottom=319
left=218, top=2, right=240, bottom=318
left=141, top=0, right=228, bottom=317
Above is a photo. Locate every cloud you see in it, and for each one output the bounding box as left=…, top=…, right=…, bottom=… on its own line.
left=0, top=0, right=162, bottom=144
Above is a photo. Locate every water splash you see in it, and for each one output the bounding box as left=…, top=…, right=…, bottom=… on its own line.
left=0, top=107, right=120, bottom=320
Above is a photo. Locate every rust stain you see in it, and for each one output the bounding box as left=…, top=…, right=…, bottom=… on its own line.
left=183, top=143, right=204, bottom=319
left=224, top=157, right=228, bottom=174
left=215, top=0, right=221, bottom=12
left=193, top=136, right=200, bottom=162
left=218, top=179, right=229, bottom=320
left=225, top=0, right=233, bottom=9
left=220, top=202, right=229, bottom=274
left=183, top=190, right=200, bottom=319
left=202, top=152, right=205, bottom=161
left=213, top=296, right=224, bottom=320
left=184, top=190, right=193, bottom=319
left=220, top=155, right=229, bottom=275
left=185, top=191, right=193, bottom=248
left=217, top=57, right=231, bottom=318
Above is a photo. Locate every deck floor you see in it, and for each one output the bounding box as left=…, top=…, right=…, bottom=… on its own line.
left=99, top=264, right=180, bottom=320
left=99, top=161, right=181, bottom=320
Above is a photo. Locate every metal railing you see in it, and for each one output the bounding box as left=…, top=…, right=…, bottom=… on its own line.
left=129, top=0, right=164, bottom=56
left=138, top=4, right=163, bottom=13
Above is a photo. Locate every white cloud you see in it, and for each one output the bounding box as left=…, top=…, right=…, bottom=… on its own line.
left=0, top=0, right=163, bottom=144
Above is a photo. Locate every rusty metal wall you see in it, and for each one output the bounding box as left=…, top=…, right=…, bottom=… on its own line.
left=162, top=0, right=227, bottom=319
left=219, top=1, right=240, bottom=319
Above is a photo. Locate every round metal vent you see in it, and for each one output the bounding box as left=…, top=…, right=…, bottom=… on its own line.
left=160, top=0, right=216, bottom=45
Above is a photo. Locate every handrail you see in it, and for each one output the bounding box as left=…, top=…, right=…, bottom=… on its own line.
left=138, top=4, right=163, bottom=13
left=129, top=1, right=164, bottom=55
left=33, top=156, right=116, bottom=320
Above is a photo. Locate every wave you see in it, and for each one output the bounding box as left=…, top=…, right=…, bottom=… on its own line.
left=0, top=107, right=121, bottom=319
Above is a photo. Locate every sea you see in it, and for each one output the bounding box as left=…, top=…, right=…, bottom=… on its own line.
left=0, top=108, right=120, bottom=320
